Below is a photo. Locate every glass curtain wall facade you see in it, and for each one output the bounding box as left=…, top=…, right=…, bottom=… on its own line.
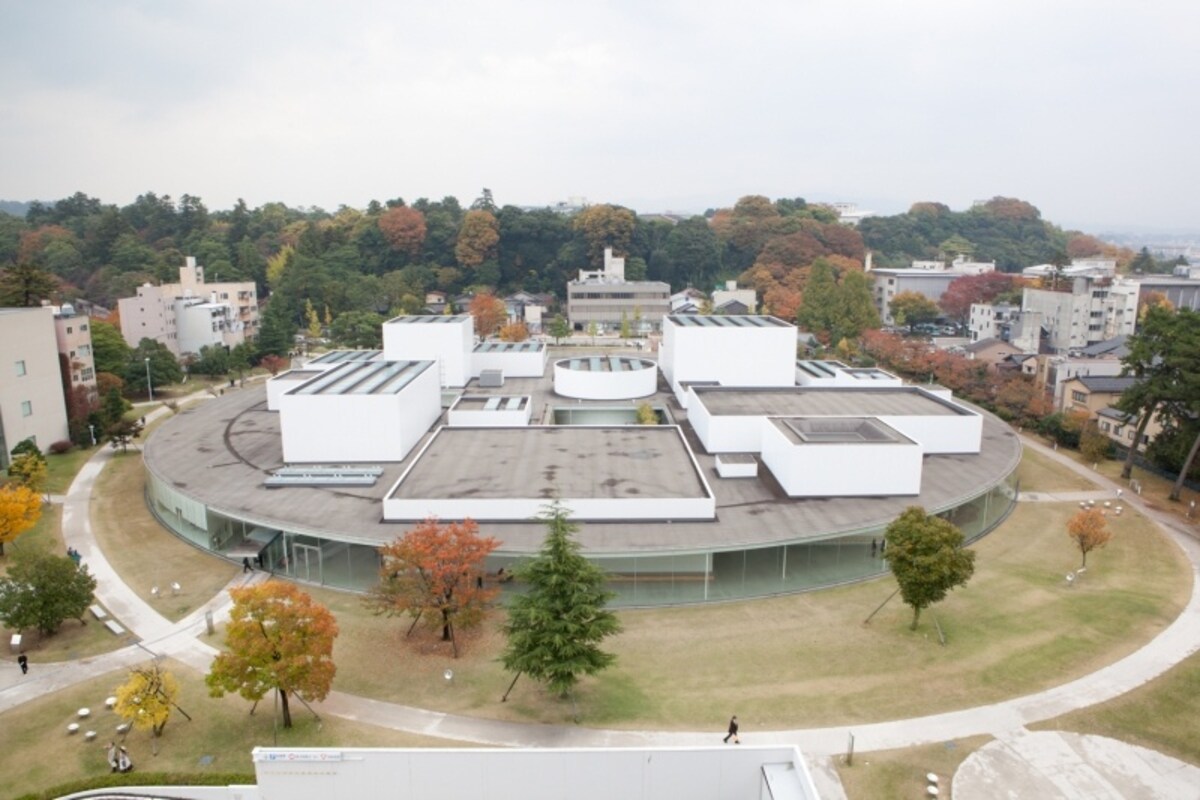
left=146, top=469, right=1018, bottom=608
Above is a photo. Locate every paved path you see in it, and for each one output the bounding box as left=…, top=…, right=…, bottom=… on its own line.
left=3, top=426, right=1200, bottom=795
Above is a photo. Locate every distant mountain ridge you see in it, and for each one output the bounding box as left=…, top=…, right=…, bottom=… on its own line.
left=0, top=200, right=34, bottom=217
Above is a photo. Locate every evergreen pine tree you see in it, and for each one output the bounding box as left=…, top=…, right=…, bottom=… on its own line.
left=500, top=503, right=621, bottom=700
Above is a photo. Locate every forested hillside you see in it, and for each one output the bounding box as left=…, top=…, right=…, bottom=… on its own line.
left=0, top=190, right=1119, bottom=330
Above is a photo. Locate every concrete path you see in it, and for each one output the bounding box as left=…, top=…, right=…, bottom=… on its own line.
left=3, top=425, right=1199, bottom=795
left=953, top=731, right=1200, bottom=799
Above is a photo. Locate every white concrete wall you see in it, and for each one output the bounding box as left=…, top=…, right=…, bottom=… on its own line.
left=760, top=421, right=923, bottom=497
left=553, top=359, right=658, bottom=400
left=447, top=402, right=532, bottom=427
left=715, top=455, right=758, bottom=478
left=661, top=318, right=795, bottom=396
left=278, top=365, right=441, bottom=462
left=267, top=371, right=318, bottom=411
left=470, top=347, right=546, bottom=378
left=382, top=317, right=474, bottom=387
left=878, top=406, right=982, bottom=454
left=253, top=746, right=819, bottom=800
left=175, top=301, right=229, bottom=356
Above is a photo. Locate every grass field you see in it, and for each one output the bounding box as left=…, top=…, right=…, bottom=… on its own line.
left=836, top=735, right=991, bottom=800
left=314, top=499, right=1190, bottom=730
left=1014, top=447, right=1102, bottom=493
left=44, top=447, right=100, bottom=494
left=0, top=659, right=464, bottom=800
left=90, top=452, right=238, bottom=622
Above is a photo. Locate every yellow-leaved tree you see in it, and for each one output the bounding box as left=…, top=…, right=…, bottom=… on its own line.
left=206, top=582, right=338, bottom=728
left=0, top=484, right=42, bottom=556
left=1067, top=507, right=1112, bottom=568
left=114, top=662, right=185, bottom=752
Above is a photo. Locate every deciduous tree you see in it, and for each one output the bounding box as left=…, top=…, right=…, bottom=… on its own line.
left=378, top=206, right=427, bottom=258
left=884, top=506, right=975, bottom=631
left=469, top=292, right=507, bottom=338
left=938, top=272, right=1018, bottom=321
left=572, top=205, right=636, bottom=268
left=114, top=662, right=185, bottom=746
left=0, top=550, right=95, bottom=634
left=547, top=314, right=570, bottom=344
left=500, top=503, right=621, bottom=699
left=89, top=320, right=133, bottom=376
left=7, top=451, right=48, bottom=495
left=205, top=582, right=338, bottom=728
left=364, top=518, right=498, bottom=658
left=455, top=209, right=500, bottom=269
left=888, top=291, right=941, bottom=327
left=259, top=353, right=288, bottom=375
left=0, top=263, right=58, bottom=306
left=0, top=484, right=42, bottom=556
left=498, top=320, right=529, bottom=342
left=1067, top=507, right=1111, bottom=568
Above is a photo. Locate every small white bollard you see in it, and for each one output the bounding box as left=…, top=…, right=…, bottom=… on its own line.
left=171, top=582, right=182, bottom=595
left=150, top=586, right=159, bottom=599
left=66, top=723, right=79, bottom=734
left=84, top=730, right=97, bottom=741
left=105, top=696, right=117, bottom=709
left=116, top=722, right=130, bottom=733
left=77, top=708, right=90, bottom=718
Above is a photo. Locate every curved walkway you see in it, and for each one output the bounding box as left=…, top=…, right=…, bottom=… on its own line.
left=3, top=428, right=1199, bottom=765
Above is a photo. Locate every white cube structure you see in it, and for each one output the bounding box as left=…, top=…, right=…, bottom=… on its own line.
left=761, top=417, right=922, bottom=497
left=266, top=369, right=324, bottom=411
left=471, top=341, right=546, bottom=379
left=383, top=315, right=473, bottom=387
left=279, top=360, right=441, bottom=463
left=795, top=360, right=903, bottom=387
left=660, top=315, right=796, bottom=406
left=447, top=395, right=533, bottom=427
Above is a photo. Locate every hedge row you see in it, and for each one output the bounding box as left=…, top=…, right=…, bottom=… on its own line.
left=15, top=771, right=256, bottom=800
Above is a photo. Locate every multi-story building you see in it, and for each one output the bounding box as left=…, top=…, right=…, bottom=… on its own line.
left=967, top=302, right=1045, bottom=353
left=118, top=257, right=259, bottom=356
left=566, top=248, right=670, bottom=333
left=47, top=304, right=98, bottom=402
left=0, top=308, right=70, bottom=465
left=1021, top=274, right=1138, bottom=354
left=869, top=256, right=996, bottom=325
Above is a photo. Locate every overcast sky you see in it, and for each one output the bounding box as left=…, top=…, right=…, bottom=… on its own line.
left=2, top=1, right=1196, bottom=232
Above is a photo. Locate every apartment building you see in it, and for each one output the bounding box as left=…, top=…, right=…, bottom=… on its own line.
left=118, top=257, right=259, bottom=356
left=870, top=256, right=996, bottom=325
left=1021, top=275, right=1138, bottom=353
left=0, top=308, right=70, bottom=466
left=48, top=304, right=98, bottom=401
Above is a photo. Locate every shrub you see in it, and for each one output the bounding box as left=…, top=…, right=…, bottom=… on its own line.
left=14, top=772, right=257, bottom=800
left=48, top=440, right=73, bottom=454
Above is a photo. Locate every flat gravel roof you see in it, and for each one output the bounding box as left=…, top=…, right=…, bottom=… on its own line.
left=694, top=386, right=967, bottom=417
left=390, top=426, right=708, bottom=500
left=145, top=350, right=1020, bottom=556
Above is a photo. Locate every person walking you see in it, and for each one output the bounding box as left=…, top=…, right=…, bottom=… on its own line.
left=118, top=746, right=133, bottom=773
left=106, top=742, right=119, bottom=773
left=723, top=715, right=740, bottom=744
left=17, top=652, right=28, bottom=674
left=242, top=557, right=253, bottom=573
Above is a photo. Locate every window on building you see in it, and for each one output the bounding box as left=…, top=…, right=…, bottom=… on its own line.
left=80, top=323, right=88, bottom=331
left=15, top=360, right=26, bottom=376
left=1100, top=422, right=1110, bottom=432
left=21, top=400, right=32, bottom=417
left=1127, top=430, right=1135, bottom=441
left=66, top=326, right=73, bottom=333
left=1071, top=390, right=1087, bottom=403
left=81, top=367, right=94, bottom=381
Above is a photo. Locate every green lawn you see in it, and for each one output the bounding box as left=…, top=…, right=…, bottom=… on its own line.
left=1015, top=446, right=1101, bottom=493
left=836, top=736, right=991, bottom=800
left=0, top=659, right=463, bottom=799
left=316, top=499, right=1189, bottom=730
left=91, top=452, right=238, bottom=622
left=44, top=447, right=100, bottom=494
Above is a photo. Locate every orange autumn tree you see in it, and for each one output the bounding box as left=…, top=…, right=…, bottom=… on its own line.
left=205, top=582, right=338, bottom=728
left=0, top=484, right=42, bottom=556
left=469, top=292, right=508, bottom=338
left=1067, top=507, right=1112, bottom=568
left=498, top=320, right=529, bottom=342
left=365, top=518, right=499, bottom=657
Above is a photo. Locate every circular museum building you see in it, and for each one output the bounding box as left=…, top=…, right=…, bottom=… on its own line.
left=142, top=315, right=1021, bottom=608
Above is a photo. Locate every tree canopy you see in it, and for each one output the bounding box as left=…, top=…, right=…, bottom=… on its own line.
left=0, top=550, right=96, bottom=635
left=205, top=582, right=338, bottom=728
left=884, top=506, right=976, bottom=630
left=363, top=518, right=498, bottom=657
left=1066, top=507, right=1111, bottom=568
left=500, top=503, right=621, bottom=699
left=0, top=484, right=42, bottom=556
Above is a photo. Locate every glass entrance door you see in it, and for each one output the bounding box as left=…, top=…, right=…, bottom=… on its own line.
left=293, top=543, right=323, bottom=584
